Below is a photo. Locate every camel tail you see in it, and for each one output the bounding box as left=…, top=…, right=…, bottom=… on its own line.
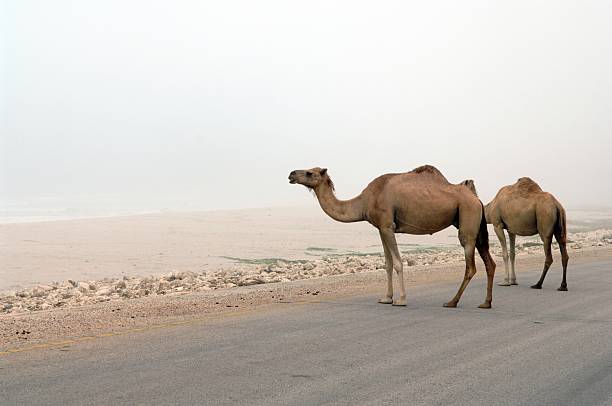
left=477, top=202, right=489, bottom=250
left=555, top=203, right=567, bottom=244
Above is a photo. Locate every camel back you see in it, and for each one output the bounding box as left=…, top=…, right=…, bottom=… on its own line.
left=410, top=165, right=450, bottom=183
left=514, top=177, right=543, bottom=196
left=409, top=165, right=479, bottom=197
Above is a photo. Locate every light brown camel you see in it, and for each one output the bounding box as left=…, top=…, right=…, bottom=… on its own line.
left=288, top=165, right=496, bottom=308
left=485, top=177, right=568, bottom=291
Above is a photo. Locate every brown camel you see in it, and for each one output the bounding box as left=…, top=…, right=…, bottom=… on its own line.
left=485, top=177, right=568, bottom=291
left=288, top=165, right=496, bottom=308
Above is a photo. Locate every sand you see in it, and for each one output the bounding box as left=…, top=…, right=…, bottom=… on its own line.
left=2, top=207, right=611, bottom=293
left=0, top=207, right=461, bottom=292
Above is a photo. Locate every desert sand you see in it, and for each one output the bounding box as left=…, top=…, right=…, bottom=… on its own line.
left=0, top=207, right=463, bottom=292
left=1, top=207, right=611, bottom=293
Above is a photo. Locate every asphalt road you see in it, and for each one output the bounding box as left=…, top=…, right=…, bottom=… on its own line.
left=2, top=260, right=612, bottom=406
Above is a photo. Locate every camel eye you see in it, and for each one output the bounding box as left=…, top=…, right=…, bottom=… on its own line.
left=306, top=172, right=313, bottom=177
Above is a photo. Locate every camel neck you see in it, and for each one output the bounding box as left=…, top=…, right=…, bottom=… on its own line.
left=313, top=183, right=366, bottom=223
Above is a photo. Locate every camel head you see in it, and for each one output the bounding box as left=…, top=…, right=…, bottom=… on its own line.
left=288, top=167, right=334, bottom=191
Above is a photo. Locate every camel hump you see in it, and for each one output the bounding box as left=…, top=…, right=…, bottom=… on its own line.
left=412, top=164, right=441, bottom=175
left=460, top=179, right=478, bottom=197
left=410, top=165, right=449, bottom=182
left=515, top=177, right=543, bottom=194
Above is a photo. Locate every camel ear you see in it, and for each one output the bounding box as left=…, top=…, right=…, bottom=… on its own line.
left=320, top=168, right=327, bottom=176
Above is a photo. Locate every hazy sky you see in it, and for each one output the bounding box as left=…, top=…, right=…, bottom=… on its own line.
left=1, top=1, right=611, bottom=213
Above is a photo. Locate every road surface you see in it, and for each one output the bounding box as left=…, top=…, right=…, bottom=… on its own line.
left=2, top=260, right=612, bottom=405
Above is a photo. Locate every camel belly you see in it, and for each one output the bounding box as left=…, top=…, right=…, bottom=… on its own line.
left=503, top=212, right=538, bottom=236
left=393, top=207, right=456, bottom=235
left=395, top=223, right=447, bottom=235
left=507, top=226, right=539, bottom=236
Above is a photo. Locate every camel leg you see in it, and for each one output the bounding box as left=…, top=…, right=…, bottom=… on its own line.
left=476, top=239, right=496, bottom=309
left=379, top=228, right=406, bottom=306
left=531, top=235, right=553, bottom=289
left=494, top=226, right=511, bottom=286
left=555, top=231, right=569, bottom=291
left=444, top=239, right=477, bottom=308
left=508, top=232, right=517, bottom=285
left=378, top=230, right=394, bottom=304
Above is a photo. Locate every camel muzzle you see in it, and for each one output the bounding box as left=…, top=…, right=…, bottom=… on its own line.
left=288, top=171, right=298, bottom=184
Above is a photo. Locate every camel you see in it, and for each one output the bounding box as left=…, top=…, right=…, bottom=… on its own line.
left=288, top=165, right=496, bottom=308
left=485, top=177, right=568, bottom=291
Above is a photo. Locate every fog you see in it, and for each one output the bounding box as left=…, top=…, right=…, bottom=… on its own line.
left=2, top=1, right=611, bottom=215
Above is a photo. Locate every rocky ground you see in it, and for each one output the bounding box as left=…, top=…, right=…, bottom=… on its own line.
left=2, top=229, right=611, bottom=315
left=3, top=245, right=612, bottom=352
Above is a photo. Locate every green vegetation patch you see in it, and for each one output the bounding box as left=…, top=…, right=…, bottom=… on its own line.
left=345, top=251, right=383, bottom=257
left=400, top=244, right=459, bottom=254
left=220, top=256, right=309, bottom=265
left=305, top=247, right=337, bottom=252
left=401, top=248, right=437, bottom=254
left=320, top=251, right=383, bottom=259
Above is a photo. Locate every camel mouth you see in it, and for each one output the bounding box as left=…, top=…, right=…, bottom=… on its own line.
left=289, top=179, right=297, bottom=184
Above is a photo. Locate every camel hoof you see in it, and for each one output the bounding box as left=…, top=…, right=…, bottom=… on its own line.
left=378, top=297, right=393, bottom=304
left=498, top=281, right=512, bottom=286
left=478, top=302, right=492, bottom=309
left=443, top=302, right=457, bottom=308
left=558, top=286, right=568, bottom=292
left=531, top=284, right=542, bottom=289
left=392, top=298, right=407, bottom=306
left=511, top=281, right=518, bottom=286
